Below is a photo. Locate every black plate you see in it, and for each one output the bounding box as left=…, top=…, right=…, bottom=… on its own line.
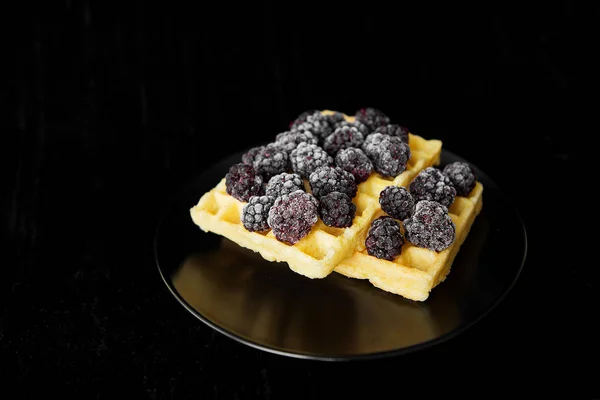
left=154, top=149, right=527, bottom=361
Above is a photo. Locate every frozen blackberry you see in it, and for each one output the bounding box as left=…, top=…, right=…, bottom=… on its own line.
left=323, top=126, right=365, bottom=156
left=290, top=109, right=318, bottom=128
left=354, top=107, right=390, bottom=131
left=241, top=145, right=265, bottom=165
left=274, top=130, right=319, bottom=154
left=225, top=163, right=264, bottom=202
left=335, top=147, right=373, bottom=183
left=409, top=167, right=456, bottom=208
left=379, top=186, right=415, bottom=220
left=308, top=166, right=357, bottom=200
left=374, top=124, right=409, bottom=143
left=267, top=190, right=319, bottom=245
left=265, top=172, right=304, bottom=198
left=241, top=195, right=275, bottom=232
left=292, top=112, right=333, bottom=143
left=403, top=200, right=456, bottom=252
left=318, top=191, right=356, bottom=228
left=443, top=161, right=477, bottom=197
left=365, top=216, right=404, bottom=261
left=252, top=145, right=289, bottom=180
left=362, top=133, right=411, bottom=177
left=289, top=142, right=334, bottom=179
left=334, top=120, right=371, bottom=136
left=325, top=111, right=346, bottom=126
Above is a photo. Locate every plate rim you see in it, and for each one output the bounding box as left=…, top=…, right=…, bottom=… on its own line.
left=154, top=148, right=528, bottom=361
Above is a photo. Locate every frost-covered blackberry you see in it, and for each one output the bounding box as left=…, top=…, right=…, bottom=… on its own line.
left=241, top=145, right=265, bottom=166
left=241, top=195, right=275, bottom=232
left=362, top=133, right=411, bottom=177
left=225, top=163, right=264, bottom=202
left=374, top=124, right=409, bottom=143
left=289, top=142, right=334, bottom=179
left=265, top=172, right=304, bottom=198
left=408, top=167, right=456, bottom=208
left=325, top=111, right=345, bottom=126
left=443, top=161, right=477, bottom=197
left=267, top=190, right=319, bottom=245
left=308, top=166, right=357, bottom=200
left=252, top=145, right=289, bottom=180
left=274, top=130, right=319, bottom=154
left=379, top=186, right=415, bottom=220
left=292, top=112, right=333, bottom=143
left=289, top=109, right=318, bottom=129
left=403, top=200, right=455, bottom=252
left=323, top=126, right=365, bottom=156
left=318, top=191, right=356, bottom=228
left=365, top=216, right=404, bottom=260
left=354, top=107, right=390, bottom=131
left=335, top=147, right=373, bottom=183
left=334, top=120, right=370, bottom=136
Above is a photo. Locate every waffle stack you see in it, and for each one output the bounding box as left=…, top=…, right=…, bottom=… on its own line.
left=190, top=111, right=442, bottom=279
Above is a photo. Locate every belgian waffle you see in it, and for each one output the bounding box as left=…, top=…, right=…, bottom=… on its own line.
left=334, top=181, right=484, bottom=301
left=189, top=111, right=442, bottom=279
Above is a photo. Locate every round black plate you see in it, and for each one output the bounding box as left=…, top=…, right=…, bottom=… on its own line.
left=154, top=149, right=527, bottom=361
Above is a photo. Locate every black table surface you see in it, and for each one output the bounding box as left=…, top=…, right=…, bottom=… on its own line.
left=2, top=3, right=596, bottom=398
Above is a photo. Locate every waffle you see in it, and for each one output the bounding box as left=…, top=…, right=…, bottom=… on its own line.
left=334, top=181, right=484, bottom=301
left=189, top=111, right=442, bottom=279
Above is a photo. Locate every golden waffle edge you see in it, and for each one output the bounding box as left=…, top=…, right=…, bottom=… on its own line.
left=189, top=110, right=442, bottom=279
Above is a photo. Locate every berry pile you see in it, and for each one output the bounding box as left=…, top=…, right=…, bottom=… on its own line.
left=224, top=108, right=475, bottom=252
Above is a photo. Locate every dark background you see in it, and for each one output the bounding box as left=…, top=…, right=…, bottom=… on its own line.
left=2, top=1, right=597, bottom=398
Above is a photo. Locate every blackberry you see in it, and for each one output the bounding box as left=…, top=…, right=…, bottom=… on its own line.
left=335, top=147, right=373, bottom=183
left=374, top=124, right=409, bottom=143
left=289, top=109, right=318, bottom=129
left=365, top=216, right=404, bottom=261
left=408, top=167, right=456, bottom=208
left=355, top=107, right=390, bottom=131
left=325, top=111, right=346, bottom=126
left=379, top=186, right=415, bottom=220
left=252, top=145, right=289, bottom=180
left=292, top=112, right=333, bottom=143
left=443, top=161, right=477, bottom=197
left=225, top=163, right=264, bottom=202
left=334, top=120, right=371, bottom=136
left=362, top=133, right=411, bottom=177
left=318, top=191, right=356, bottom=228
left=267, top=190, right=319, bottom=245
left=290, top=142, right=334, bottom=179
left=308, top=166, right=357, bottom=200
left=403, top=200, right=456, bottom=252
left=241, top=195, right=275, bottom=232
left=265, top=172, right=304, bottom=198
left=241, top=145, right=265, bottom=165
left=274, top=130, right=319, bottom=154
left=323, top=126, right=365, bottom=156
